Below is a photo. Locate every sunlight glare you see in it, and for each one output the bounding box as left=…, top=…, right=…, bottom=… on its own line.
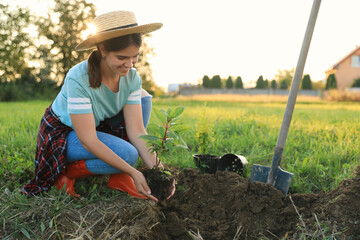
left=80, top=23, right=97, bottom=40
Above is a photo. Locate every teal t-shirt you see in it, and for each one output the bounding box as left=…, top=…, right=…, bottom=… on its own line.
left=52, top=60, right=142, bottom=128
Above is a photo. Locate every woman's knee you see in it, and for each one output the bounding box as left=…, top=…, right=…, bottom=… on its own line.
left=97, top=132, right=139, bottom=166
left=123, top=144, right=139, bottom=166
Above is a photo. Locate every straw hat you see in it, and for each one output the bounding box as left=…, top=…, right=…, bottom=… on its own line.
left=76, top=10, right=162, bottom=51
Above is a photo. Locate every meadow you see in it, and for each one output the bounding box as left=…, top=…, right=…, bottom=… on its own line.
left=1, top=97, right=360, bottom=195
left=1, top=96, right=360, bottom=239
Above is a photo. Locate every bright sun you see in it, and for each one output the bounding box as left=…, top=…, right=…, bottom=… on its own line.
left=80, top=23, right=97, bottom=40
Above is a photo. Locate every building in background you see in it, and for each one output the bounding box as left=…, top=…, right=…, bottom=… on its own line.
left=168, top=84, right=180, bottom=94
left=325, top=45, right=360, bottom=89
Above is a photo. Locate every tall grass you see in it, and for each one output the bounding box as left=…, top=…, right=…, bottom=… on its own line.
left=1, top=98, right=359, bottom=194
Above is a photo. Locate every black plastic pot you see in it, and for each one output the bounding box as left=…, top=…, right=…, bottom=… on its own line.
left=193, top=154, right=220, bottom=174
left=218, top=153, right=248, bottom=176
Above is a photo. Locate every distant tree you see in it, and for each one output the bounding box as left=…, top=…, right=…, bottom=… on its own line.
left=301, top=74, right=312, bottom=90
left=225, top=76, right=233, bottom=88
left=352, top=78, right=360, bottom=87
left=275, top=68, right=295, bottom=90
left=211, top=75, right=222, bottom=88
left=279, top=80, right=289, bottom=90
left=270, top=79, right=277, bottom=89
left=36, top=0, right=96, bottom=84
left=255, top=75, right=265, bottom=89
left=325, top=73, right=337, bottom=89
left=0, top=4, right=33, bottom=82
left=234, top=76, right=243, bottom=89
left=264, top=79, right=269, bottom=89
left=202, top=75, right=211, bottom=88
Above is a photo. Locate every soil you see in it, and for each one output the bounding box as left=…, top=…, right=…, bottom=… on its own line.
left=142, top=167, right=175, bottom=200
left=51, top=166, right=360, bottom=239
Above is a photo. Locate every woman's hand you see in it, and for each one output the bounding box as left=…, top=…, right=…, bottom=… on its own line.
left=130, top=169, right=158, bottom=201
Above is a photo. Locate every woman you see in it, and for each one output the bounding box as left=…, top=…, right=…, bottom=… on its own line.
left=22, top=10, right=174, bottom=201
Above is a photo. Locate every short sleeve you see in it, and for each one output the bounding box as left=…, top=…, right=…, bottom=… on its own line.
left=66, top=78, right=93, bottom=114
left=126, top=71, right=142, bottom=105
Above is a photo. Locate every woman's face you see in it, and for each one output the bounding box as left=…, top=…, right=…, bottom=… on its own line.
left=100, top=44, right=140, bottom=77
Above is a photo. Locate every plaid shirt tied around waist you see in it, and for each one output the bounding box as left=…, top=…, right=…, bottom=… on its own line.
left=22, top=105, right=128, bottom=195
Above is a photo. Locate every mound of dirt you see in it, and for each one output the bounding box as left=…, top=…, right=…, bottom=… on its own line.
left=151, top=166, right=360, bottom=239
left=51, top=166, right=360, bottom=239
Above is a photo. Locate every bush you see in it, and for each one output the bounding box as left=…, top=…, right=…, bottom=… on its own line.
left=351, top=78, right=360, bottom=87
left=225, top=76, right=233, bottom=88
left=211, top=75, right=222, bottom=88
left=301, top=74, right=312, bottom=90
left=234, top=76, right=243, bottom=89
left=0, top=80, right=59, bottom=102
left=323, top=89, right=360, bottom=101
left=255, top=75, right=266, bottom=89
left=280, top=79, right=289, bottom=89
left=270, top=80, right=277, bottom=89
left=325, top=73, right=337, bottom=89
left=202, top=75, right=211, bottom=88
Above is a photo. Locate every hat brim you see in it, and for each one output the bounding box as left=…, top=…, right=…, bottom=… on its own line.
left=75, top=23, right=163, bottom=51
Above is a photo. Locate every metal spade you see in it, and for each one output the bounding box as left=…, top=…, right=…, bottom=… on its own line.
left=250, top=0, right=322, bottom=196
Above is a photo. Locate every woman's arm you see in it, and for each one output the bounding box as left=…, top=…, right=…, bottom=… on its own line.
left=123, top=104, right=161, bottom=168
left=70, top=113, right=157, bottom=201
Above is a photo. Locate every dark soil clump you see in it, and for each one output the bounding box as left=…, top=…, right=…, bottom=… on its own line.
left=142, top=167, right=175, bottom=201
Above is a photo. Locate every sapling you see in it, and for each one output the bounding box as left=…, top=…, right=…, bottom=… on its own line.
left=193, top=103, right=218, bottom=173
left=139, top=106, right=189, bottom=200
left=195, top=103, right=214, bottom=155
left=139, top=106, right=189, bottom=167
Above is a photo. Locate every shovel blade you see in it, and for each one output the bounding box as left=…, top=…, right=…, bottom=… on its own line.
left=250, top=164, right=293, bottom=196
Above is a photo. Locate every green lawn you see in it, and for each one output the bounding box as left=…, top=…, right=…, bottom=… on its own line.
left=1, top=99, right=359, bottom=194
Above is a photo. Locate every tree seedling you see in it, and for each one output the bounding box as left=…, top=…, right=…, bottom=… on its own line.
left=139, top=106, right=189, bottom=168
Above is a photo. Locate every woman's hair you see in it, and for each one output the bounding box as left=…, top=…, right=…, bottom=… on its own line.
left=88, top=33, right=142, bottom=88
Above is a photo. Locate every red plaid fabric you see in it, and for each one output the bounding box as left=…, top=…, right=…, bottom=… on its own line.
left=22, top=105, right=129, bottom=195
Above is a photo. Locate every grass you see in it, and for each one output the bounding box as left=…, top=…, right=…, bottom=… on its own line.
left=0, top=97, right=359, bottom=238
left=1, top=98, right=359, bottom=193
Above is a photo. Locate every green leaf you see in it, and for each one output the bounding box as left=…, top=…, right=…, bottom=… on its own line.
left=177, top=136, right=189, bottom=149
left=153, top=108, right=167, bottom=123
left=20, top=228, right=31, bottom=239
left=40, top=221, right=46, bottom=232
left=165, top=142, right=174, bottom=151
left=139, top=135, right=159, bottom=142
left=160, top=108, right=169, bottom=117
left=171, top=106, right=185, bottom=118
left=168, top=132, right=178, bottom=139
left=164, top=170, right=172, bottom=176
left=159, top=126, right=166, bottom=137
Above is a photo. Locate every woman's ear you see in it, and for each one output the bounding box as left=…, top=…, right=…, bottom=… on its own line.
left=98, top=44, right=106, bottom=58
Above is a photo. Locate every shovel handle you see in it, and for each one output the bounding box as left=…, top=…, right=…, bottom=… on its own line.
left=267, top=0, right=322, bottom=185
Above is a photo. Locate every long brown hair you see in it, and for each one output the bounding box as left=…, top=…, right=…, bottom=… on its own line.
left=87, top=33, right=142, bottom=88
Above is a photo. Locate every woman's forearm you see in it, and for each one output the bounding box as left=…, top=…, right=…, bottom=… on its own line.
left=127, top=131, right=161, bottom=168
left=81, top=137, right=137, bottom=176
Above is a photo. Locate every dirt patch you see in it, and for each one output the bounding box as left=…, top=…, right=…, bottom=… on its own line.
left=50, top=166, right=360, bottom=239
left=152, top=166, right=360, bottom=239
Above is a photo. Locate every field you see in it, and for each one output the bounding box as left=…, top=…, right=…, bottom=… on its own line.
left=1, top=96, right=359, bottom=239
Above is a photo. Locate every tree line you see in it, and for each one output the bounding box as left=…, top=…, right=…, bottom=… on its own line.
left=201, top=71, right=338, bottom=90
left=0, top=0, right=161, bottom=101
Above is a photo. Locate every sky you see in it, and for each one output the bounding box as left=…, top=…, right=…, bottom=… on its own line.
left=7, top=0, right=360, bottom=88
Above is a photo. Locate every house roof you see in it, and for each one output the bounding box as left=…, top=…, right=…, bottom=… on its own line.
left=326, top=45, right=360, bottom=72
